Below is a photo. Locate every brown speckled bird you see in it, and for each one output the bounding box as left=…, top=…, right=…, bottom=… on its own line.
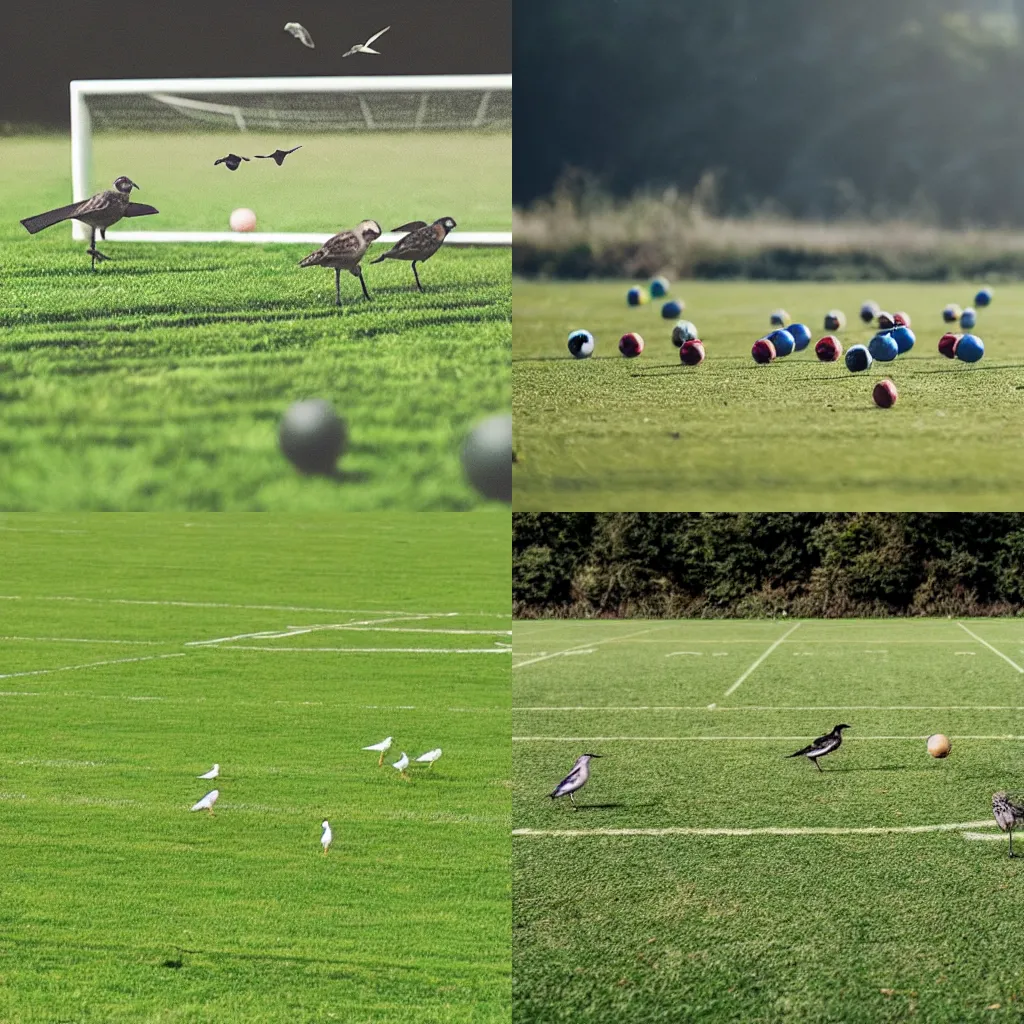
left=299, top=220, right=382, bottom=306
left=20, top=176, right=157, bottom=271
left=370, top=216, right=456, bottom=291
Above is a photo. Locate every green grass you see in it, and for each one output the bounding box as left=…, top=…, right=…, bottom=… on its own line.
left=0, top=136, right=510, bottom=510
left=512, top=280, right=1024, bottom=510
left=513, top=618, right=1024, bottom=1022
left=0, top=513, right=511, bottom=1023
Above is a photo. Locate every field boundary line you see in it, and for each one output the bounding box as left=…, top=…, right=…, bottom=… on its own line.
left=723, top=622, right=802, bottom=697
left=957, top=622, right=1024, bottom=673
left=513, top=734, right=1024, bottom=741
left=512, top=625, right=671, bottom=670
left=513, top=820, right=995, bottom=838
left=0, top=636, right=168, bottom=646
left=184, top=614, right=439, bottom=647
left=0, top=653, right=186, bottom=681
left=513, top=704, right=1024, bottom=712
left=0, top=595, right=459, bottom=616
left=214, top=645, right=509, bottom=654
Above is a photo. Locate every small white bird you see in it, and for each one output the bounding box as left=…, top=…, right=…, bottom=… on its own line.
left=321, top=820, right=332, bottom=855
left=284, top=22, right=315, bottom=48
left=392, top=751, right=410, bottom=780
left=550, top=754, right=602, bottom=809
left=190, top=789, right=219, bottom=815
left=343, top=26, right=390, bottom=57
left=363, top=736, right=393, bottom=766
left=414, top=748, right=442, bottom=767
left=197, top=763, right=219, bottom=780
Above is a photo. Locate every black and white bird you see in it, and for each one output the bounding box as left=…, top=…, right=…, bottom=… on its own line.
left=993, top=792, right=1024, bottom=858
left=343, top=25, right=390, bottom=57
left=299, top=219, right=382, bottom=306
left=786, top=724, right=850, bottom=771
left=214, top=154, right=249, bottom=171
left=284, top=22, right=315, bottom=48
left=20, top=176, right=157, bottom=271
left=255, top=146, right=302, bottom=166
left=549, top=753, right=602, bottom=809
left=370, top=217, right=456, bottom=291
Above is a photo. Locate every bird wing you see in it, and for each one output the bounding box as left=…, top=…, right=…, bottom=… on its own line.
left=285, top=146, right=302, bottom=155
left=20, top=201, right=87, bottom=234
left=786, top=743, right=816, bottom=758
left=214, top=157, right=227, bottom=165
left=364, top=25, right=390, bottom=46
left=74, top=190, right=119, bottom=217
left=392, top=221, right=428, bottom=233
left=550, top=765, right=584, bottom=797
left=124, top=203, right=159, bottom=217
left=254, top=154, right=272, bottom=159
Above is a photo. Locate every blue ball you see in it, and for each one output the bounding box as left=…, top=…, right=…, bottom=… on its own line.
left=891, top=325, right=915, bottom=354
left=868, top=332, right=899, bottom=362
left=787, top=323, right=812, bottom=351
left=661, top=299, right=684, bottom=319
left=769, top=329, right=795, bottom=357
left=627, top=286, right=645, bottom=307
left=975, top=287, right=993, bottom=307
left=568, top=329, right=595, bottom=359
left=960, top=308, right=977, bottom=330
left=845, top=344, right=873, bottom=372
left=956, top=334, right=984, bottom=363
left=650, top=277, right=670, bottom=298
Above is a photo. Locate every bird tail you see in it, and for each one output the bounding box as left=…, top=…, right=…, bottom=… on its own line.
left=20, top=202, right=83, bottom=234
left=299, top=250, right=324, bottom=267
left=369, top=253, right=389, bottom=264
left=785, top=746, right=812, bottom=758
left=124, top=203, right=159, bottom=218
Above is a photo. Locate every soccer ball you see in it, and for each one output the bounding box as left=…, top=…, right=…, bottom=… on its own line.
left=671, top=321, right=698, bottom=347
left=568, top=329, right=595, bottom=359
left=927, top=734, right=951, bottom=758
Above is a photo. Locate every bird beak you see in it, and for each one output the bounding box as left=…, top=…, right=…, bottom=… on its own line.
left=130, top=181, right=140, bottom=190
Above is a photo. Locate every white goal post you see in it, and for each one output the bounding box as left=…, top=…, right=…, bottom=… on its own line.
left=69, top=74, right=511, bottom=246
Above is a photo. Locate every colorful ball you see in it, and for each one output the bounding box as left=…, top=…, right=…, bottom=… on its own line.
left=671, top=320, right=698, bottom=347
left=891, top=325, right=915, bottom=354
left=568, top=329, right=595, bottom=359
left=873, top=379, right=898, bottom=408
left=770, top=309, right=790, bottom=327
left=679, top=339, right=705, bottom=366
left=788, top=323, right=812, bottom=351
left=815, top=336, right=842, bottom=361
left=845, top=344, right=873, bottom=372
left=650, top=276, right=670, bottom=298
left=960, top=308, right=977, bottom=329
left=619, top=332, right=644, bottom=358
left=627, top=286, right=647, bottom=307
left=955, top=334, right=984, bottom=363
left=824, top=309, right=846, bottom=332
left=975, top=287, right=993, bottom=307
left=752, top=338, right=777, bottom=364
left=942, top=303, right=961, bottom=323
left=893, top=311, right=912, bottom=328
left=769, top=328, right=795, bottom=357
left=661, top=299, right=684, bottom=319
left=876, top=311, right=895, bottom=331
left=938, top=333, right=960, bottom=359
left=860, top=300, right=880, bottom=323
left=868, top=332, right=899, bottom=362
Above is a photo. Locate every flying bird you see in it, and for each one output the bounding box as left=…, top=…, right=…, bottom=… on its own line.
left=362, top=736, right=393, bottom=766
left=321, top=820, right=332, bottom=855
left=414, top=748, right=442, bottom=767
left=392, top=752, right=411, bottom=780
left=299, top=220, right=382, bottom=307
left=786, top=724, right=851, bottom=771
left=190, top=789, right=219, bottom=815
left=285, top=22, right=315, bottom=48
left=197, top=763, right=219, bottom=780
left=993, top=792, right=1024, bottom=857
left=550, top=753, right=602, bottom=809
left=370, top=217, right=456, bottom=291
left=255, top=146, right=302, bottom=166
left=214, top=154, right=249, bottom=171
left=20, top=176, right=157, bottom=271
left=343, top=25, right=390, bottom=57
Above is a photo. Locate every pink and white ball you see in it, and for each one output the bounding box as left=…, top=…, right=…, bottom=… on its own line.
left=230, top=207, right=257, bottom=232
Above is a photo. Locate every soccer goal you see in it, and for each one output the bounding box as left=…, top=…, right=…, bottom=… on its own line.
left=69, top=75, right=511, bottom=245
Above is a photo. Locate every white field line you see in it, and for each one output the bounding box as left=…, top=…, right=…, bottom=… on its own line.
left=337, top=627, right=512, bottom=636
left=512, top=625, right=671, bottom=670
left=588, top=639, right=978, bottom=644
left=216, top=646, right=509, bottom=654
left=184, top=614, right=440, bottom=646
left=513, top=704, right=1024, bottom=712
left=962, top=832, right=1009, bottom=842
left=666, top=651, right=703, bottom=657
left=0, top=636, right=167, bottom=645
left=513, top=735, right=1024, bottom=742
left=0, top=595, right=458, bottom=616
left=957, top=622, right=1024, bottom=673
left=723, top=623, right=802, bottom=697
left=513, top=821, right=995, bottom=838
left=0, top=691, right=41, bottom=697
left=0, top=653, right=186, bottom=681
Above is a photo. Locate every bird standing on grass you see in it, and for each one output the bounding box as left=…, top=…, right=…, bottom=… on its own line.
left=392, top=752, right=411, bottom=781
left=255, top=146, right=302, bottom=166
left=299, top=220, right=382, bottom=307
left=550, top=753, right=602, bottom=809
left=370, top=217, right=456, bottom=292
left=20, top=176, right=157, bottom=271
left=190, top=789, right=219, bottom=815
left=343, top=26, right=390, bottom=57
left=363, top=736, right=393, bottom=766
left=786, top=724, right=850, bottom=771
left=993, top=792, right=1024, bottom=857
left=414, top=748, right=442, bottom=768
left=197, top=763, right=219, bottom=780
left=321, top=820, right=332, bottom=855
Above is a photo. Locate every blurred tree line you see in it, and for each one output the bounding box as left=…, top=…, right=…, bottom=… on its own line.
left=515, top=0, right=1024, bottom=226
left=513, top=513, right=1024, bottom=617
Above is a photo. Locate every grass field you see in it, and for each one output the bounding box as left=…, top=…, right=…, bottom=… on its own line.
left=0, top=136, right=510, bottom=510
left=513, top=617, right=1024, bottom=1022
left=512, top=280, right=1024, bottom=510
left=0, top=513, right=511, bottom=1023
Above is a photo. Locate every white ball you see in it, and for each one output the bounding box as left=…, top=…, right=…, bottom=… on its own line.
left=671, top=320, right=698, bottom=347
left=229, top=207, right=257, bottom=232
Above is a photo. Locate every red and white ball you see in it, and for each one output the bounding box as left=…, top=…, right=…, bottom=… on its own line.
left=229, top=207, right=257, bottom=232
left=619, top=332, right=644, bottom=358
left=679, top=339, right=705, bottom=366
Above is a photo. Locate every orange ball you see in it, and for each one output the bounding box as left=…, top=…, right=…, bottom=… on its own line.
left=927, top=733, right=951, bottom=758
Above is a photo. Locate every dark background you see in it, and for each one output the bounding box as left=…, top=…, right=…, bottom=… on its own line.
left=1, top=0, right=509, bottom=128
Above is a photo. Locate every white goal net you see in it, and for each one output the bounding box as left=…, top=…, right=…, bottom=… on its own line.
left=69, top=75, right=512, bottom=245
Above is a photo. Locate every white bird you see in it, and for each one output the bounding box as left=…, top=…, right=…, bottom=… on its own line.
left=392, top=751, right=410, bottom=780
left=363, top=736, right=393, bottom=766
left=190, top=789, right=219, bottom=815
left=343, top=26, right=390, bottom=58
left=321, top=820, right=332, bottom=855
left=197, top=763, right=219, bottom=780
left=549, top=754, right=602, bottom=809
left=284, top=22, right=315, bottom=48
left=414, top=748, right=442, bottom=767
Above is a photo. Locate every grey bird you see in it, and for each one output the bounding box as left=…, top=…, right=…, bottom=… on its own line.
left=993, top=792, right=1024, bottom=858
left=369, top=217, right=456, bottom=291
left=786, top=724, right=850, bottom=771
left=284, top=22, right=315, bottom=48
left=20, top=176, right=157, bottom=271
left=214, top=154, right=249, bottom=171
left=549, top=753, right=602, bottom=809
left=255, top=146, right=302, bottom=166
left=299, top=220, right=382, bottom=306
left=343, top=25, right=390, bottom=57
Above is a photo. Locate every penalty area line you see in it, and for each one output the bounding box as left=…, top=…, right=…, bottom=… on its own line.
left=957, top=622, right=1024, bottom=674
left=0, top=652, right=186, bottom=681
left=512, top=625, right=672, bottom=670
left=723, top=622, right=802, bottom=697
left=513, top=820, right=996, bottom=838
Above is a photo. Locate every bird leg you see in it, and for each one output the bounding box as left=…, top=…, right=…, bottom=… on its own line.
left=322, top=846, right=329, bottom=856
left=378, top=752, right=385, bottom=767
left=1011, top=831, right=1017, bottom=858
left=401, top=771, right=411, bottom=782
left=358, top=268, right=371, bottom=301
left=86, top=226, right=109, bottom=271
left=813, top=758, right=822, bottom=772
left=570, top=793, right=577, bottom=809
left=411, top=261, right=423, bottom=292
left=335, top=268, right=342, bottom=307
